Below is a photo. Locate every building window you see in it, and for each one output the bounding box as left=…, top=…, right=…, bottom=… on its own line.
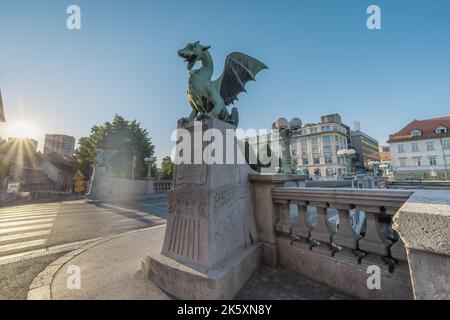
left=397, top=144, right=405, bottom=153
left=435, top=126, right=448, bottom=134
left=312, top=146, right=319, bottom=154
left=442, top=139, right=450, bottom=150
left=413, top=157, right=422, bottom=166
left=429, top=156, right=437, bottom=166
left=292, top=150, right=297, bottom=156
left=411, top=130, right=422, bottom=137
left=322, top=135, right=331, bottom=143
left=322, top=126, right=330, bottom=132
left=426, top=141, right=435, bottom=151
left=325, top=157, right=333, bottom=164
left=313, top=157, right=320, bottom=164
left=411, top=143, right=419, bottom=152
left=302, top=158, right=309, bottom=165
left=323, top=146, right=332, bottom=154
left=311, top=137, right=319, bottom=145
left=399, top=158, right=407, bottom=167
left=310, top=127, right=318, bottom=134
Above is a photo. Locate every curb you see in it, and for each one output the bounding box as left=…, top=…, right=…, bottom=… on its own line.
left=26, top=224, right=166, bottom=300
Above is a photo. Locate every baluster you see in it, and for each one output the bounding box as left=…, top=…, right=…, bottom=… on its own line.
left=291, top=200, right=311, bottom=240
left=358, top=205, right=394, bottom=271
left=274, top=199, right=291, bottom=234
left=358, top=206, right=392, bottom=256
left=384, top=206, right=409, bottom=264
left=390, top=237, right=408, bottom=263
left=332, top=204, right=362, bottom=259
left=310, top=201, right=335, bottom=252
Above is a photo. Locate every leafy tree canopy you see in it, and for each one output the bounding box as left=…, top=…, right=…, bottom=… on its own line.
left=159, top=156, right=174, bottom=180
left=74, top=114, right=155, bottom=179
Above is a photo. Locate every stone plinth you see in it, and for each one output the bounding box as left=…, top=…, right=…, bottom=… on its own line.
left=393, top=190, right=450, bottom=300
left=141, top=118, right=260, bottom=299
left=248, top=174, right=305, bottom=267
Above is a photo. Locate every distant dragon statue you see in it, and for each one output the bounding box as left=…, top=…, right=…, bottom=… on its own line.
left=177, top=41, right=267, bottom=127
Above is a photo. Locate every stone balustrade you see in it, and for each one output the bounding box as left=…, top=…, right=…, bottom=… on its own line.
left=249, top=174, right=450, bottom=299
left=248, top=177, right=415, bottom=299
left=272, top=188, right=412, bottom=271
left=153, top=180, right=173, bottom=192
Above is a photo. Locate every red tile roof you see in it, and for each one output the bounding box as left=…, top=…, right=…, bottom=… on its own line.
left=388, top=116, right=450, bottom=142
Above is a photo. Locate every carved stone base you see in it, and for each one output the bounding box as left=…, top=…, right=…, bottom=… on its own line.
left=141, top=244, right=261, bottom=300
left=141, top=118, right=259, bottom=299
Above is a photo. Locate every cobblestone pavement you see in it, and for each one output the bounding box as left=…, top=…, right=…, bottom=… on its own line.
left=236, top=267, right=356, bottom=300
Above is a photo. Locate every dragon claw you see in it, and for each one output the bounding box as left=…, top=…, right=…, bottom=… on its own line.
left=177, top=117, right=189, bottom=127
left=196, top=112, right=209, bottom=121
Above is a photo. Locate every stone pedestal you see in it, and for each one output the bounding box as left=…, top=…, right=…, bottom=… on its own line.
left=248, top=174, right=305, bottom=268
left=393, top=190, right=450, bottom=300
left=141, top=118, right=260, bottom=299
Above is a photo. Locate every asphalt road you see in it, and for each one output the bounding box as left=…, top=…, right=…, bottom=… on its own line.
left=0, top=196, right=168, bottom=300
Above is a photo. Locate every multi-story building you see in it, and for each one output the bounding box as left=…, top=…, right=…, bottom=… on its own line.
left=43, top=134, right=75, bottom=159
left=0, top=89, right=5, bottom=122
left=248, top=114, right=352, bottom=177
left=388, top=116, right=450, bottom=178
left=378, top=146, right=392, bottom=175
left=293, top=114, right=351, bottom=177
left=350, top=130, right=380, bottom=173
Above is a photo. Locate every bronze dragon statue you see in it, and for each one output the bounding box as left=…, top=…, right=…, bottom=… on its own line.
left=177, top=41, right=267, bottom=127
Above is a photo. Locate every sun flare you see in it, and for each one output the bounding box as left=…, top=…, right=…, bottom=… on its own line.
left=6, top=121, right=37, bottom=139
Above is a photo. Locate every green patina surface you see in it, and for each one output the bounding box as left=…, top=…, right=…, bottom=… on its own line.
left=177, top=41, right=267, bottom=127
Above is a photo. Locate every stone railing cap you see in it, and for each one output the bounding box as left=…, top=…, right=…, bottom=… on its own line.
left=393, top=190, right=450, bottom=256
left=248, top=173, right=306, bottom=183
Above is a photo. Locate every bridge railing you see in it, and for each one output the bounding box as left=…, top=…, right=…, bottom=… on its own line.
left=245, top=180, right=417, bottom=299
left=153, top=180, right=173, bottom=192
left=272, top=187, right=412, bottom=271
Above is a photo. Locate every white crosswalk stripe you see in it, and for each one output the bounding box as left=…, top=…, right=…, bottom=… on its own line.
left=0, top=204, right=59, bottom=256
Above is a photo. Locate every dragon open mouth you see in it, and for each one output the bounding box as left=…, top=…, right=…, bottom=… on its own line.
left=178, top=52, right=198, bottom=71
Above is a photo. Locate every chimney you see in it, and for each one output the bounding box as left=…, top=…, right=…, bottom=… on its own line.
left=354, top=121, right=361, bottom=131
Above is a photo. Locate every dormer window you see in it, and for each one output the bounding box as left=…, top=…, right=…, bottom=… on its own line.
left=435, top=126, right=448, bottom=134
left=411, top=129, right=422, bottom=137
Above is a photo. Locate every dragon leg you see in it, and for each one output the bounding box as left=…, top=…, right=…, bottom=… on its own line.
left=230, top=107, right=239, bottom=127
left=188, top=108, right=198, bottom=121
left=178, top=109, right=198, bottom=127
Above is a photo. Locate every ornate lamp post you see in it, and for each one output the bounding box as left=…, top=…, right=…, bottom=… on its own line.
left=144, top=156, right=156, bottom=179
left=274, top=117, right=302, bottom=174
left=337, top=148, right=356, bottom=176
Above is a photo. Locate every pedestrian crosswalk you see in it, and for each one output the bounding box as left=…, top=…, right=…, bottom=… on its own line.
left=0, top=203, right=60, bottom=256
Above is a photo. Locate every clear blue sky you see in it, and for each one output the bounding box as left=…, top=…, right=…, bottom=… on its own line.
left=1, top=0, right=450, bottom=161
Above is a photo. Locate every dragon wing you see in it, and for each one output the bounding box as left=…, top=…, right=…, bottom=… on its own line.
left=214, top=52, right=267, bottom=106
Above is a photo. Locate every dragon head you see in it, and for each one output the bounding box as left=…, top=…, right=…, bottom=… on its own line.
left=178, top=41, right=211, bottom=71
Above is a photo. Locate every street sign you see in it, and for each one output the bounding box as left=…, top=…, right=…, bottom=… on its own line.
left=7, top=182, right=21, bottom=193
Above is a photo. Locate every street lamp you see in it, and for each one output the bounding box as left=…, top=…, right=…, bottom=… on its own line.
left=144, top=156, right=156, bottom=179
left=274, top=117, right=302, bottom=174
left=337, top=148, right=356, bottom=176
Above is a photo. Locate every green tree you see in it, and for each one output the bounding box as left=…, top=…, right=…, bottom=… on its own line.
left=74, top=114, right=155, bottom=179
left=159, top=156, right=174, bottom=180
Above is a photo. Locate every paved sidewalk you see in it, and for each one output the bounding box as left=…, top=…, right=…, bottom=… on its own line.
left=27, top=225, right=353, bottom=300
